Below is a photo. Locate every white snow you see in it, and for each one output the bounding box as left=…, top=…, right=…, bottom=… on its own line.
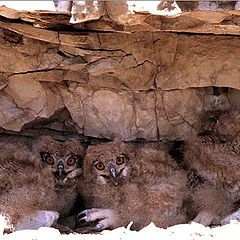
left=0, top=1, right=181, bottom=16
left=127, top=1, right=181, bottom=16
left=0, top=1, right=55, bottom=11
left=3, top=221, right=240, bottom=240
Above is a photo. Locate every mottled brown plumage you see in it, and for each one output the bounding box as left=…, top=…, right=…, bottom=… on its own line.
left=0, top=135, right=84, bottom=231
left=184, top=111, right=240, bottom=226
left=78, top=139, right=190, bottom=231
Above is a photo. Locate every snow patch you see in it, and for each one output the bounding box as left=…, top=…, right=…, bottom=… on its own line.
left=0, top=1, right=55, bottom=11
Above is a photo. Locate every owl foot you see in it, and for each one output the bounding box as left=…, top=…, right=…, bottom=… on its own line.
left=191, top=211, right=214, bottom=226
left=221, top=209, right=240, bottom=225
left=77, top=208, right=117, bottom=231
left=15, top=210, right=59, bottom=231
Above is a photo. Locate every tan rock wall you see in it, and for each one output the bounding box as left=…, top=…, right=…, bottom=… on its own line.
left=0, top=9, right=239, bottom=141
left=155, top=33, right=240, bottom=90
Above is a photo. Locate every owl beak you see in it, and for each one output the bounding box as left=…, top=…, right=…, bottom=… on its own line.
left=108, top=162, right=118, bottom=186
left=56, top=161, right=64, bottom=180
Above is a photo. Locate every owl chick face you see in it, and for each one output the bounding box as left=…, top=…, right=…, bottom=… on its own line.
left=40, top=151, right=80, bottom=181
left=93, top=152, right=129, bottom=186
left=85, top=139, right=135, bottom=186
left=33, top=136, right=85, bottom=183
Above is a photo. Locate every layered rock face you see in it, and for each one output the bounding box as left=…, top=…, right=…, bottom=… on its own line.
left=0, top=6, right=239, bottom=141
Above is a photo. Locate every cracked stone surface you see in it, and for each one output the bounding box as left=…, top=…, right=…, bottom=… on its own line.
left=154, top=33, right=240, bottom=91
left=0, top=7, right=239, bottom=140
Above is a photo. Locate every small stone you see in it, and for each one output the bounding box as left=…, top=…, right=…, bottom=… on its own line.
left=15, top=210, right=59, bottom=231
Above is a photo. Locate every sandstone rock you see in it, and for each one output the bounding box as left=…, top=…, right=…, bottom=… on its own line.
left=70, top=1, right=105, bottom=24
left=8, top=71, right=65, bottom=83
left=5, top=78, right=45, bottom=115
left=58, top=84, right=158, bottom=140
left=156, top=87, right=232, bottom=140
left=0, top=26, right=60, bottom=74
left=0, top=6, right=239, bottom=141
left=75, top=86, right=137, bottom=140
left=0, top=91, right=28, bottom=131
left=0, top=22, right=59, bottom=44
left=0, top=79, right=64, bottom=132
left=156, top=89, right=200, bottom=140
left=70, top=1, right=130, bottom=24
left=154, top=33, right=240, bottom=91
left=104, top=1, right=130, bottom=22
left=0, top=6, right=19, bottom=19
left=57, top=83, right=84, bottom=134
left=41, top=82, right=64, bottom=117
left=134, top=91, right=158, bottom=141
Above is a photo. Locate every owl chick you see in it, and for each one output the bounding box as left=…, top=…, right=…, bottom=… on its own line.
left=184, top=110, right=240, bottom=226
left=0, top=135, right=85, bottom=232
left=77, top=139, right=190, bottom=231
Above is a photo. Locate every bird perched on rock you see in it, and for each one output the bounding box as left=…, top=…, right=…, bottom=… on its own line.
left=0, top=135, right=85, bottom=232
left=77, top=139, right=190, bottom=231
left=184, top=110, right=240, bottom=226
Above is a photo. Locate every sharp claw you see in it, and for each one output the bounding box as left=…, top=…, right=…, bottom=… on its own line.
left=79, top=216, right=87, bottom=222
left=78, top=217, right=87, bottom=224
left=77, top=211, right=86, bottom=220
left=95, top=223, right=104, bottom=231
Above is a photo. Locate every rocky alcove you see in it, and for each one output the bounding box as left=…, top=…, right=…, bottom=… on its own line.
left=0, top=1, right=240, bottom=239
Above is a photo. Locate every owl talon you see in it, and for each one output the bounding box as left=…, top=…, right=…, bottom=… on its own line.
left=221, top=209, right=240, bottom=225
left=77, top=208, right=117, bottom=230
left=78, top=216, right=88, bottom=224
left=77, top=210, right=88, bottom=221
left=77, top=209, right=99, bottom=222
left=95, top=223, right=104, bottom=231
left=192, top=211, right=214, bottom=226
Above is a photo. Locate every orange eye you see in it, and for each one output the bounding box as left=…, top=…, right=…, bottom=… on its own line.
left=45, top=156, right=54, bottom=165
left=116, top=156, right=125, bottom=165
left=67, top=156, right=77, bottom=166
left=95, top=162, right=105, bottom=170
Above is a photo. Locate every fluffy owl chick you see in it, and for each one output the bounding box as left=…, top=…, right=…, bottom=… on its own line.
left=200, top=110, right=240, bottom=143
left=0, top=135, right=85, bottom=232
left=32, top=135, right=85, bottom=194
left=78, top=139, right=190, bottom=231
left=184, top=111, right=240, bottom=226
